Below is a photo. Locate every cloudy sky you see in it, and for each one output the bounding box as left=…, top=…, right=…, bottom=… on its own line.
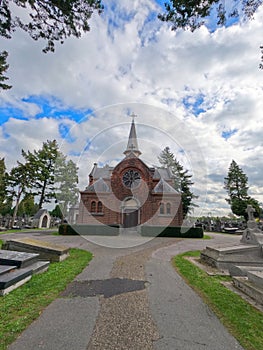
left=0, top=0, right=263, bottom=217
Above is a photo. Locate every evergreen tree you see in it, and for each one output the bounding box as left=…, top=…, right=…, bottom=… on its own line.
left=50, top=204, right=63, bottom=219
left=224, top=160, right=260, bottom=219
left=0, top=51, right=11, bottom=90
left=17, top=194, right=38, bottom=216
left=55, top=155, right=79, bottom=218
left=158, top=146, right=197, bottom=217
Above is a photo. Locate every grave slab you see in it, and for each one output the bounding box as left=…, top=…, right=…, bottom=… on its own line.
left=247, top=270, right=263, bottom=288
left=3, top=238, right=69, bottom=262
left=233, top=276, right=263, bottom=305
left=0, top=265, right=16, bottom=276
left=0, top=249, right=39, bottom=268
left=0, top=266, right=32, bottom=292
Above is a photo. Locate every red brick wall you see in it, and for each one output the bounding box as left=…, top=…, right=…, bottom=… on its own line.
left=78, top=156, right=183, bottom=227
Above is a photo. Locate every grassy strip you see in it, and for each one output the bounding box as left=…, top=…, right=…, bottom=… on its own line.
left=0, top=248, right=92, bottom=350
left=173, top=251, right=263, bottom=350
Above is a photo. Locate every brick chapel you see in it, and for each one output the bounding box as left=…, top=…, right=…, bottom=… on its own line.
left=77, top=117, right=183, bottom=229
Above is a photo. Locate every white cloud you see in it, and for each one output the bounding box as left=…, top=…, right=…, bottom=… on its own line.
left=1, top=1, right=263, bottom=215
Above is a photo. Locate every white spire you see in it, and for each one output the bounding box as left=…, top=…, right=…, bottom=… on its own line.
left=124, top=113, right=141, bottom=157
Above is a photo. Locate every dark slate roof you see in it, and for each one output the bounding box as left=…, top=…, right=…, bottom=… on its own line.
left=33, top=209, right=49, bottom=219
left=153, top=167, right=174, bottom=180
left=153, top=178, right=179, bottom=194
left=90, top=164, right=114, bottom=179
left=86, top=178, right=111, bottom=192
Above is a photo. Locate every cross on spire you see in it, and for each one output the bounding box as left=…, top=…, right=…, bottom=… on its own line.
left=130, top=112, right=138, bottom=122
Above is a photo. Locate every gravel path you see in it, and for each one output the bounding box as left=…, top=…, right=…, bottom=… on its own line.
left=4, top=232, right=245, bottom=350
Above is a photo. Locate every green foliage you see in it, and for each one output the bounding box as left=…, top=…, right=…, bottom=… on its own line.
left=59, top=223, right=120, bottom=235
left=0, top=0, right=103, bottom=90
left=224, top=160, right=261, bottom=219
left=140, top=225, right=203, bottom=238
left=1, top=0, right=103, bottom=52
left=159, top=146, right=197, bottom=217
left=22, top=140, right=60, bottom=209
left=50, top=204, right=63, bottom=219
left=55, top=156, right=79, bottom=218
left=0, top=158, right=11, bottom=215
left=0, top=248, right=93, bottom=350
left=159, top=0, right=263, bottom=31
left=158, top=1, right=263, bottom=69
left=17, top=194, right=38, bottom=216
left=0, top=51, right=11, bottom=90
left=174, top=251, right=263, bottom=350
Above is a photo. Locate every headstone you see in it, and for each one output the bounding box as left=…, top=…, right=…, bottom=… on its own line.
left=200, top=205, right=263, bottom=306
left=240, top=205, right=263, bottom=245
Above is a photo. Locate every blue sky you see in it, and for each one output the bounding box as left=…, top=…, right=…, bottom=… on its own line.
left=0, top=0, right=263, bottom=216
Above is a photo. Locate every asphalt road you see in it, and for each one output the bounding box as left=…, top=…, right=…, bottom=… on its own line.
left=2, top=232, right=245, bottom=350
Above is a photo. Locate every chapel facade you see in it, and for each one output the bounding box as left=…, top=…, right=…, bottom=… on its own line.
left=77, top=117, right=183, bottom=229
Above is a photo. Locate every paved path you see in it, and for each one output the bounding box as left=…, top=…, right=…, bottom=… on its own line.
left=2, top=232, right=245, bottom=350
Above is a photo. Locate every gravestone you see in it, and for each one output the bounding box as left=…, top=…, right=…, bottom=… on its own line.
left=200, top=205, right=263, bottom=306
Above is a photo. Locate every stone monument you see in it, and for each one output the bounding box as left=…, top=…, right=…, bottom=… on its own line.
left=201, top=205, right=263, bottom=306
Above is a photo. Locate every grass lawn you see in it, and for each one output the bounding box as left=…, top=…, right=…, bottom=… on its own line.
left=0, top=248, right=93, bottom=350
left=173, top=251, right=263, bottom=350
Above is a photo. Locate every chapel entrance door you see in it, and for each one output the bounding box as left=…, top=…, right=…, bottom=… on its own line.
left=123, top=209, right=139, bottom=228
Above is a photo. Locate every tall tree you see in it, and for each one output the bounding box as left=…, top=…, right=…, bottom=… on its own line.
left=55, top=155, right=79, bottom=218
left=0, top=0, right=103, bottom=89
left=0, top=157, right=11, bottom=214
left=17, top=194, right=38, bottom=217
left=7, top=162, right=33, bottom=227
left=22, top=140, right=60, bottom=209
left=159, top=0, right=263, bottom=68
left=159, top=146, right=197, bottom=217
left=224, top=160, right=260, bottom=219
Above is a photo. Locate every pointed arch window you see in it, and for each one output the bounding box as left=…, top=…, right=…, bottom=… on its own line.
left=97, top=201, right=103, bottom=213
left=160, top=202, right=164, bottom=215
left=166, top=203, right=171, bottom=215
left=91, top=201, right=96, bottom=213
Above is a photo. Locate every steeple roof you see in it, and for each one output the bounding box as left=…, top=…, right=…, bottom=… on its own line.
left=123, top=114, right=141, bottom=157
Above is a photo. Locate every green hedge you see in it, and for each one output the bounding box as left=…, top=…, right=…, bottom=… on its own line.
left=140, top=226, right=203, bottom=238
left=59, top=224, right=120, bottom=236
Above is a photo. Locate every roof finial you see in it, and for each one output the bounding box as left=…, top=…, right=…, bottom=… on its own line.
left=130, top=112, right=137, bottom=122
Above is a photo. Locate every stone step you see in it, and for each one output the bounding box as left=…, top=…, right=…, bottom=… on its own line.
left=0, top=267, right=32, bottom=295
left=0, top=265, right=17, bottom=276
left=0, top=249, right=39, bottom=268
left=230, top=265, right=263, bottom=277
left=233, top=276, right=263, bottom=306
left=203, top=244, right=260, bottom=258
left=30, top=260, right=50, bottom=275
left=247, top=270, right=263, bottom=288
left=3, top=238, right=70, bottom=262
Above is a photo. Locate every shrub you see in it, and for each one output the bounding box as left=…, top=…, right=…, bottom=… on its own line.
left=58, top=224, right=120, bottom=236
left=140, top=226, right=203, bottom=238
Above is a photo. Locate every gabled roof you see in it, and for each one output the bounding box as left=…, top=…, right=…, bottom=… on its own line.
left=89, top=164, right=114, bottom=179
left=153, top=167, right=174, bottom=180
left=33, top=209, right=49, bottom=219
left=153, top=178, right=179, bottom=194
left=86, top=178, right=111, bottom=193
